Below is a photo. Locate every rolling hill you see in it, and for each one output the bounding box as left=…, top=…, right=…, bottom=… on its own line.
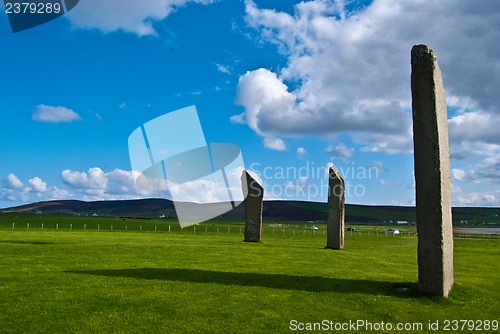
left=1, top=199, right=499, bottom=225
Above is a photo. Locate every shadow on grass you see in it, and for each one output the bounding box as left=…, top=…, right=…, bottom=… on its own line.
left=67, top=268, right=419, bottom=297
left=0, top=240, right=54, bottom=245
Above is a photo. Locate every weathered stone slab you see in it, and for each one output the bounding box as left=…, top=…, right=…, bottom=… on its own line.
left=411, top=44, right=454, bottom=297
left=325, top=166, right=345, bottom=249
left=241, top=170, right=263, bottom=242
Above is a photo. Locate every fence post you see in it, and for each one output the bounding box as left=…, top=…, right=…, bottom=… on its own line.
left=12, top=222, right=15, bottom=229
left=70, top=224, right=72, bottom=230
left=27, top=223, right=30, bottom=229
left=41, top=223, right=44, bottom=230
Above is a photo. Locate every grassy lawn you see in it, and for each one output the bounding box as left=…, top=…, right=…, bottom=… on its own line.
left=0, top=218, right=498, bottom=333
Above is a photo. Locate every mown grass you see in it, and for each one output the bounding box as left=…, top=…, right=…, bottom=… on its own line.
left=0, top=218, right=498, bottom=333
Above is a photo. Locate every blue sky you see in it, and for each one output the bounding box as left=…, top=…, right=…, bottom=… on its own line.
left=1, top=0, right=499, bottom=208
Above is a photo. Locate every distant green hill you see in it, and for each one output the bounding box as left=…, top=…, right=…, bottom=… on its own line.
left=1, top=199, right=499, bottom=225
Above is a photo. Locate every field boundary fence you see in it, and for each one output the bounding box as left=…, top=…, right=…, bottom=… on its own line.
left=1, top=221, right=499, bottom=240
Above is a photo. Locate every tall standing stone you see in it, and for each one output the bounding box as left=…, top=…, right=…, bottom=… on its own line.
left=411, top=44, right=454, bottom=297
left=241, top=170, right=263, bottom=242
left=325, top=166, right=345, bottom=250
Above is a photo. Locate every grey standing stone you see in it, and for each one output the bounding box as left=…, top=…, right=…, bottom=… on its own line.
left=411, top=44, right=454, bottom=297
left=241, top=170, right=263, bottom=242
left=325, top=166, right=345, bottom=250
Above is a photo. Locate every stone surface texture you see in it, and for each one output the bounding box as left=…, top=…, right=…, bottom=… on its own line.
left=241, top=170, right=263, bottom=242
left=325, top=166, right=345, bottom=249
left=411, top=44, right=454, bottom=297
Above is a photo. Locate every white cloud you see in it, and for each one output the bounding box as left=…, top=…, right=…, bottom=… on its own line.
left=215, top=63, right=231, bottom=75
left=61, top=167, right=108, bottom=196
left=297, top=147, right=307, bottom=158
left=230, top=113, right=246, bottom=124
left=28, top=177, right=47, bottom=192
left=473, top=154, right=500, bottom=184
left=235, top=68, right=296, bottom=136
left=1, top=174, right=71, bottom=206
left=32, top=105, right=81, bottom=123
left=2, top=165, right=251, bottom=207
left=448, top=111, right=500, bottom=153
left=237, top=0, right=500, bottom=154
left=58, top=166, right=248, bottom=204
left=451, top=168, right=466, bottom=181
left=167, top=178, right=231, bottom=203
left=324, top=144, right=354, bottom=160
left=455, top=190, right=500, bottom=206
left=263, top=137, right=286, bottom=151
left=6, top=174, right=23, bottom=189
left=67, top=0, right=216, bottom=36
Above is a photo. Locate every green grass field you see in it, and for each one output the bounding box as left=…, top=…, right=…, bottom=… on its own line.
left=0, top=216, right=498, bottom=333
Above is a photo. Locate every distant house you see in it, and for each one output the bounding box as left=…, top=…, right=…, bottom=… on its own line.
left=397, top=220, right=409, bottom=225
left=92, top=213, right=99, bottom=217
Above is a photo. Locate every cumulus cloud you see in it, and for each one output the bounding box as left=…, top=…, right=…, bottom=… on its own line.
left=60, top=168, right=159, bottom=200
left=451, top=168, right=466, bottom=181
left=6, top=174, right=23, bottom=189
left=67, top=0, right=215, bottom=36
left=448, top=111, right=500, bottom=153
left=235, top=0, right=500, bottom=154
left=235, top=69, right=296, bottom=133
left=1, top=174, right=71, bottom=206
left=324, top=144, right=354, bottom=160
left=263, top=137, right=287, bottom=151
left=28, top=177, right=48, bottom=192
left=473, top=155, right=500, bottom=184
left=59, top=166, right=248, bottom=203
left=455, top=190, right=500, bottom=206
left=1, top=165, right=251, bottom=207
left=62, top=167, right=108, bottom=196
left=32, top=105, right=81, bottom=123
